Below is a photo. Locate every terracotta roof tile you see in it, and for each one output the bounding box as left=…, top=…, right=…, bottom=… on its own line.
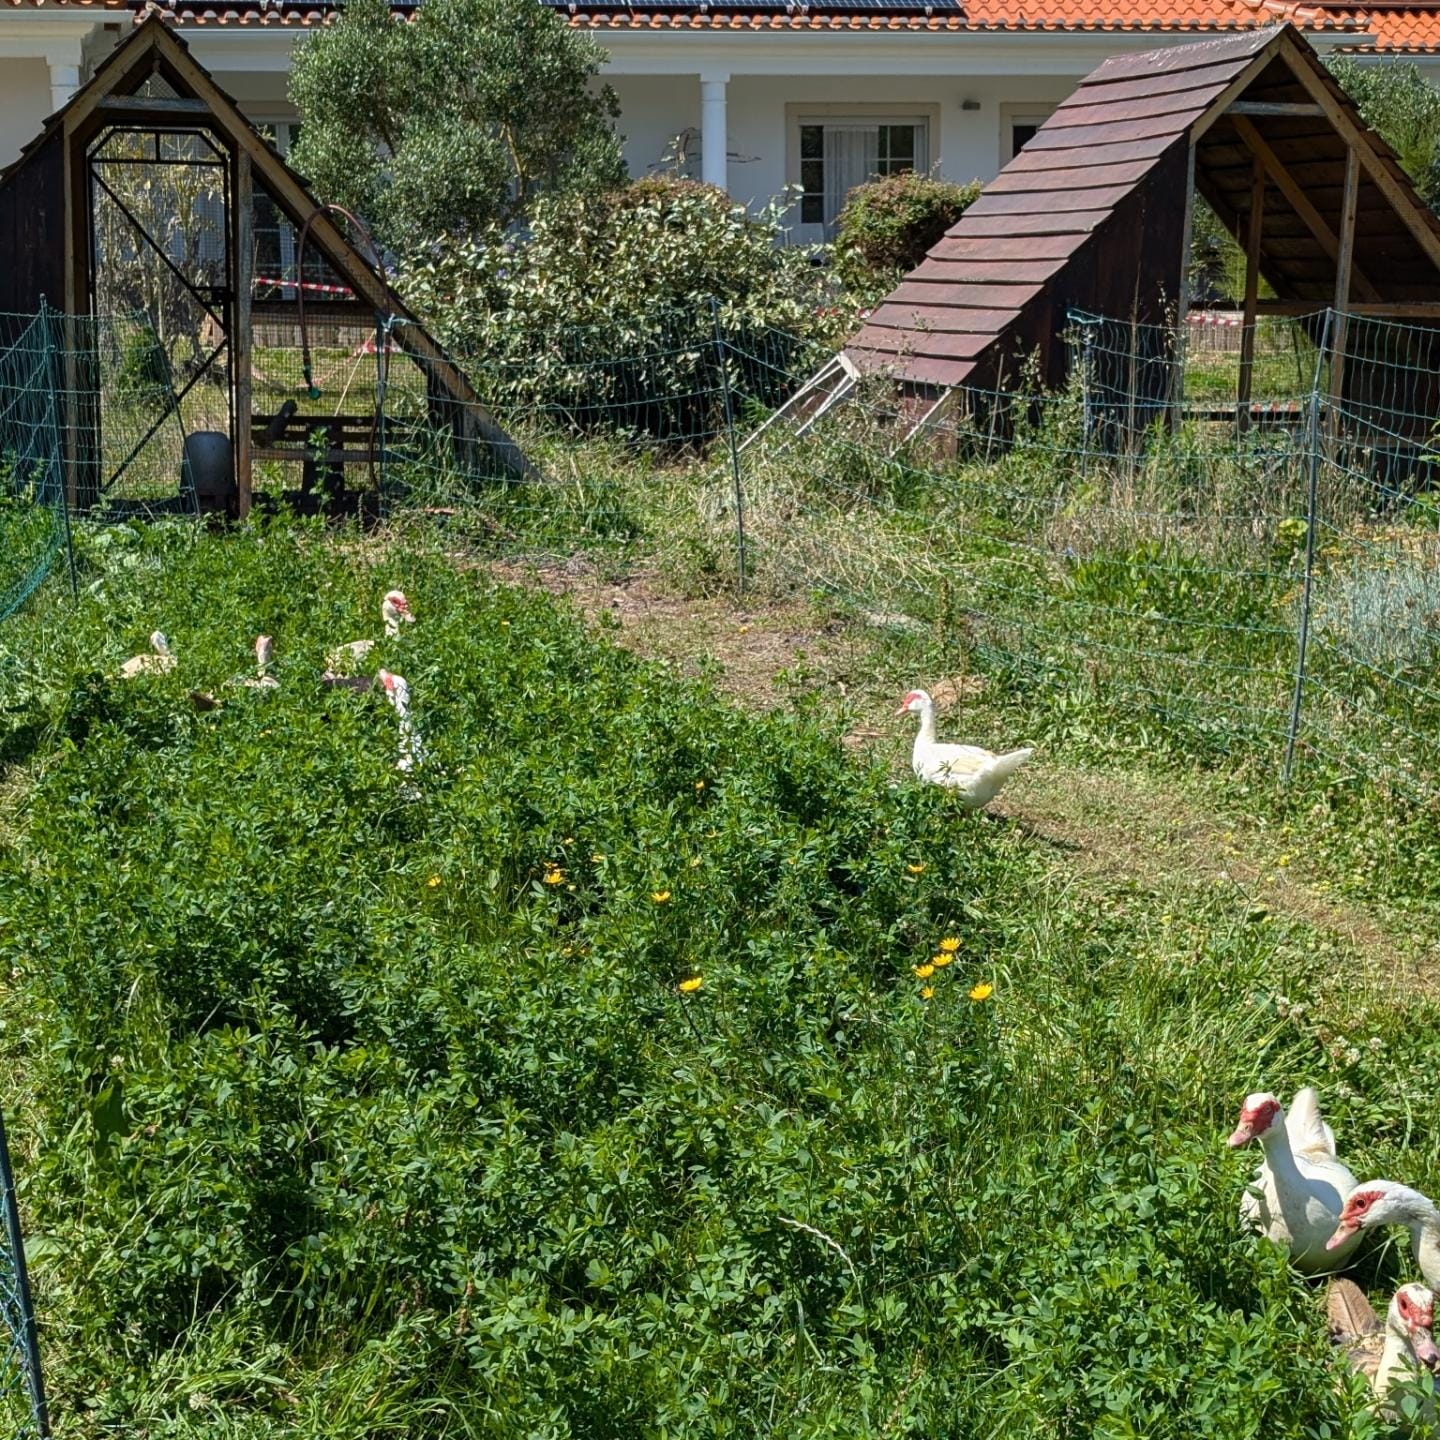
left=3, top=0, right=1437, bottom=52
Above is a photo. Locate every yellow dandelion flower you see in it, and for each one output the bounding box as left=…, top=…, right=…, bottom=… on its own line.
left=500, top=620, right=511, bottom=628
left=652, top=890, right=672, bottom=904
left=913, top=963, right=936, bottom=980
left=690, top=857, right=701, bottom=868
left=920, top=985, right=935, bottom=1000
left=543, top=868, right=564, bottom=885
left=969, top=981, right=994, bottom=1002
left=427, top=875, right=442, bottom=889
left=939, top=937, right=960, bottom=953
left=591, top=853, right=606, bottom=863
left=906, top=863, right=927, bottom=875
left=678, top=976, right=703, bottom=994
left=695, top=780, right=706, bottom=791
left=932, top=953, right=953, bottom=968
left=563, top=836, right=574, bottom=845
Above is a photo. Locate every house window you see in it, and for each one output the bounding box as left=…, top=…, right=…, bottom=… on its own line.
left=1006, top=110, right=1055, bottom=162
left=251, top=122, right=315, bottom=294
left=798, top=120, right=928, bottom=233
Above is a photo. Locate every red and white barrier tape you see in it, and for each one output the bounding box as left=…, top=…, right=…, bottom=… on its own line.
left=253, top=276, right=355, bottom=296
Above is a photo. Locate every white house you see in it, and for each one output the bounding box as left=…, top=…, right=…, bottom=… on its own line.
left=2, top=0, right=1437, bottom=241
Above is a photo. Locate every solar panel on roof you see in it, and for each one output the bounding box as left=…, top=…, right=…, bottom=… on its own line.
left=538, top=0, right=962, bottom=10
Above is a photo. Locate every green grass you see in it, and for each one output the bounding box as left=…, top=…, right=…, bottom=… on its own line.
left=1, top=518, right=1440, bottom=1436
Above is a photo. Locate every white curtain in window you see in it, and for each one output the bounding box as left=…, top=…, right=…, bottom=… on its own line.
left=823, top=125, right=879, bottom=235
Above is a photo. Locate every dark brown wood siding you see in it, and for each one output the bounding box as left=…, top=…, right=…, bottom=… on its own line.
left=0, top=132, right=66, bottom=316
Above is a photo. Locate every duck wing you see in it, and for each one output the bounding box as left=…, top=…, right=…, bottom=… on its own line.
left=918, top=743, right=995, bottom=784
left=1328, top=1279, right=1383, bottom=1380
left=325, top=638, right=375, bottom=673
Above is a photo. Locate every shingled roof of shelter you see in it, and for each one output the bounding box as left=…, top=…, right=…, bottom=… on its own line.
left=844, top=23, right=1440, bottom=388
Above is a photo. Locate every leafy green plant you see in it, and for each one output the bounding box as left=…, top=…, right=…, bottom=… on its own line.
left=400, top=178, right=840, bottom=440
left=115, top=323, right=172, bottom=408
left=832, top=172, right=981, bottom=301
left=0, top=519, right=1418, bottom=1438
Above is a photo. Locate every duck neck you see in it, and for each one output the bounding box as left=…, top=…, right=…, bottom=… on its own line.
left=914, top=700, right=937, bottom=747
left=1406, top=1200, right=1440, bottom=1289
left=1376, top=1331, right=1418, bottom=1402
left=1257, top=1124, right=1304, bottom=1191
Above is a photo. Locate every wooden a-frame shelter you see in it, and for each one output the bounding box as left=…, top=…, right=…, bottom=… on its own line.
left=786, top=24, right=1440, bottom=436
left=0, top=13, right=528, bottom=515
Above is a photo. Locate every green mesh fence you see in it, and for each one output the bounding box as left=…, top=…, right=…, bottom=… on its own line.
left=0, top=310, right=71, bottom=625
left=8, top=294, right=1440, bottom=809
left=727, top=306, right=1440, bottom=800
left=0, top=1106, right=48, bottom=1439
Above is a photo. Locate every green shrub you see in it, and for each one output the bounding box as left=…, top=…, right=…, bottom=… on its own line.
left=833, top=172, right=982, bottom=300
left=400, top=178, right=842, bottom=441
left=287, top=0, right=624, bottom=255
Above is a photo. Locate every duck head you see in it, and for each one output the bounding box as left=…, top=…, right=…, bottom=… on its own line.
left=150, top=630, right=172, bottom=656
left=1227, top=1092, right=1283, bottom=1148
left=1392, top=1284, right=1440, bottom=1372
left=1328, top=1181, right=1427, bottom=1250
left=378, top=669, right=410, bottom=713
left=382, top=591, right=414, bottom=630
left=896, top=688, right=933, bottom=718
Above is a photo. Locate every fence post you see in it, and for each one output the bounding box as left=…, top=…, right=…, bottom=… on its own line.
left=0, top=1104, right=50, bottom=1438
left=1283, top=368, right=1324, bottom=785
left=39, top=300, right=78, bottom=601
left=710, top=298, right=747, bottom=596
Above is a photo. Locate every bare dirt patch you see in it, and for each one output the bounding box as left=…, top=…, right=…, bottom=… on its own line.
left=484, top=556, right=855, bottom=712
left=483, top=555, right=1425, bottom=977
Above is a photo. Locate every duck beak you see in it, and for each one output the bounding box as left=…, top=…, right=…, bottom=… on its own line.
left=1226, top=1125, right=1254, bottom=1148
left=895, top=702, right=910, bottom=716
left=1413, top=1330, right=1440, bottom=1371
left=1326, top=1221, right=1358, bottom=1251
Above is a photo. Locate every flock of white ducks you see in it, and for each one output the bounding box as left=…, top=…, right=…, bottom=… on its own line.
left=1230, top=1087, right=1440, bottom=1419
left=117, top=590, right=421, bottom=777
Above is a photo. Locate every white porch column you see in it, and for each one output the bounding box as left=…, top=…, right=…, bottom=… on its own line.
left=699, top=72, right=729, bottom=192
left=47, top=59, right=82, bottom=113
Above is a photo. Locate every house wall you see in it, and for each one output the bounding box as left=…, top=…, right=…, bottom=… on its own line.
left=0, top=58, right=52, bottom=169
left=607, top=71, right=1078, bottom=210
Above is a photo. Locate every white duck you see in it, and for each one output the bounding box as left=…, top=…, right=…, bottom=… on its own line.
left=1329, top=1182, right=1440, bottom=1288
left=896, top=688, right=1032, bottom=811
left=378, top=669, right=424, bottom=776
left=325, top=590, right=414, bottom=675
left=118, top=630, right=177, bottom=678
left=1330, top=1280, right=1440, bottom=1420
left=1228, top=1088, right=1359, bottom=1274
left=237, top=635, right=279, bottom=690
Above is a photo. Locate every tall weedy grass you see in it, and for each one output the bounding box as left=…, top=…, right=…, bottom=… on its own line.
left=0, top=519, right=1438, bottom=1436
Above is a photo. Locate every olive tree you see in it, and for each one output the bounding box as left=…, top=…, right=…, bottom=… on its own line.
left=287, top=0, right=625, bottom=256
left=1328, top=57, right=1440, bottom=210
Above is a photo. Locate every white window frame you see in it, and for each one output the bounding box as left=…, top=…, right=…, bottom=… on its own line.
left=247, top=117, right=303, bottom=294
left=785, top=102, right=941, bottom=245
left=999, top=103, right=1059, bottom=168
